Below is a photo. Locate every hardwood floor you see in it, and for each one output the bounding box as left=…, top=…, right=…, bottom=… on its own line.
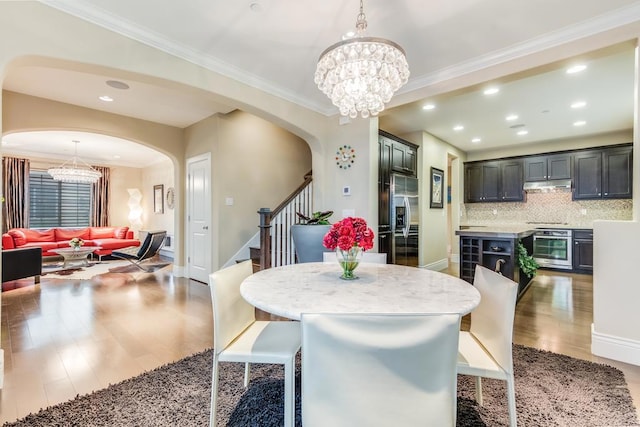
left=0, top=263, right=639, bottom=423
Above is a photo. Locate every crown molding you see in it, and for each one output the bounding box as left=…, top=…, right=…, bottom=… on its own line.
left=39, top=1, right=640, bottom=118
left=400, top=2, right=640, bottom=95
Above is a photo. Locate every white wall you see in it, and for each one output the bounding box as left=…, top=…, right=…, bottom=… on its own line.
left=592, top=220, right=640, bottom=365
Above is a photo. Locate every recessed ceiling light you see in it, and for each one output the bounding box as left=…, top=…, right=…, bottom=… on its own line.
left=453, top=125, right=464, bottom=131
left=471, top=137, right=482, bottom=143
left=113, top=155, right=121, bottom=159
left=573, top=120, right=587, bottom=127
left=566, top=64, right=587, bottom=74
left=505, top=114, right=518, bottom=121
left=422, top=103, right=436, bottom=110
left=517, top=130, right=529, bottom=136
left=483, top=87, right=499, bottom=96
left=106, top=80, right=130, bottom=90
left=571, top=101, right=587, bottom=109
left=99, top=95, right=114, bottom=102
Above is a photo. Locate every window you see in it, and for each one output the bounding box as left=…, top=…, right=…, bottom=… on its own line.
left=29, top=170, right=92, bottom=228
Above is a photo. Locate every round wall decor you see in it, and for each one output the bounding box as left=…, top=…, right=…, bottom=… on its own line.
left=336, top=145, right=356, bottom=169
left=166, top=187, right=175, bottom=209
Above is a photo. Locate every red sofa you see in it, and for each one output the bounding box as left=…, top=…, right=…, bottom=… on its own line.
left=2, top=226, right=141, bottom=259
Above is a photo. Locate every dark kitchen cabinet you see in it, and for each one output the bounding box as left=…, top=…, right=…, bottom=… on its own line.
left=501, top=159, right=525, bottom=202
left=464, top=159, right=523, bottom=203
left=573, top=146, right=632, bottom=200
left=378, top=131, right=417, bottom=263
left=465, top=161, right=500, bottom=202
left=390, top=141, right=417, bottom=176
left=524, top=153, right=571, bottom=181
left=572, top=229, right=593, bottom=273
left=603, top=146, right=633, bottom=198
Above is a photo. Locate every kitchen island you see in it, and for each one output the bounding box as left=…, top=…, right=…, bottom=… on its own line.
left=456, top=226, right=536, bottom=300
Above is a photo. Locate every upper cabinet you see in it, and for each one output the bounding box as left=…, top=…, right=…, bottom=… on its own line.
left=464, top=143, right=632, bottom=204
left=573, top=145, right=633, bottom=200
left=524, top=153, right=571, bottom=181
left=390, top=141, right=417, bottom=176
left=464, top=159, right=523, bottom=203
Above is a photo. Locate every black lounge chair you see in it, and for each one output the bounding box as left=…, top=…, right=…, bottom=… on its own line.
left=112, top=230, right=167, bottom=272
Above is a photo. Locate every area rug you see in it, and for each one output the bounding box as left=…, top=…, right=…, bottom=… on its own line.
left=4, top=345, right=638, bottom=427
left=41, top=260, right=170, bottom=281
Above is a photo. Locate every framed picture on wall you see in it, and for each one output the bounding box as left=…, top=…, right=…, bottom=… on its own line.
left=430, top=167, right=444, bottom=209
left=154, top=184, right=164, bottom=214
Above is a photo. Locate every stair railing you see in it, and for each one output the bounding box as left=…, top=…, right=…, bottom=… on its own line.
left=258, top=172, right=313, bottom=270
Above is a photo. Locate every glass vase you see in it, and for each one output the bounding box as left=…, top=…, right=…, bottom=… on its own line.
left=336, top=247, right=363, bottom=280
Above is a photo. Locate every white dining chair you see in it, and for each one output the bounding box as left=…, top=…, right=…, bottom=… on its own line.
left=301, top=312, right=461, bottom=427
left=457, top=265, right=519, bottom=426
left=322, top=251, right=387, bottom=264
left=208, top=260, right=301, bottom=427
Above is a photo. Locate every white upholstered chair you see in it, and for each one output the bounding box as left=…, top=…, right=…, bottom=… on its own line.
left=457, top=265, right=519, bottom=426
left=301, top=312, right=461, bottom=427
left=322, top=251, right=387, bottom=264
left=208, top=261, right=301, bottom=427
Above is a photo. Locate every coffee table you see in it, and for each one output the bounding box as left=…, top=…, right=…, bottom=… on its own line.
left=50, top=246, right=101, bottom=268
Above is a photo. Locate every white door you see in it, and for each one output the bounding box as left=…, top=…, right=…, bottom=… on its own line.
left=187, top=154, right=211, bottom=283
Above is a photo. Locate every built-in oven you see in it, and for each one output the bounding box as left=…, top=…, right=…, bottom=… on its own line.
left=532, top=229, right=572, bottom=270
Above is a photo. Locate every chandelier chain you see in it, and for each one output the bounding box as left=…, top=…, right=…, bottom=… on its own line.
left=355, top=0, right=367, bottom=34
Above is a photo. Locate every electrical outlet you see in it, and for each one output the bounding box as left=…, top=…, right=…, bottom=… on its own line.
left=580, top=209, right=587, bottom=215
left=492, top=209, right=497, bottom=215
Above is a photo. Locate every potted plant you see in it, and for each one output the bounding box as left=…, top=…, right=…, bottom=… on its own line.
left=516, top=241, right=539, bottom=278
left=290, top=210, right=333, bottom=263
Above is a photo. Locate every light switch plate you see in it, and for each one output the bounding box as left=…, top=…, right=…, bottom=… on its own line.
left=225, top=197, right=234, bottom=206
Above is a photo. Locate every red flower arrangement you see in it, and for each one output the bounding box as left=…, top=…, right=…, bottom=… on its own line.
left=323, top=217, right=375, bottom=251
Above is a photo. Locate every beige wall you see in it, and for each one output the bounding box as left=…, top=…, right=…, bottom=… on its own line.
left=185, top=110, right=312, bottom=267
left=1, top=90, right=177, bottom=231
left=110, top=166, right=144, bottom=233
left=398, top=131, right=466, bottom=269
left=142, top=158, right=175, bottom=240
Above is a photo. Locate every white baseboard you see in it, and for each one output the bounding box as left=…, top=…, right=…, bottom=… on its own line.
left=421, top=258, right=449, bottom=271
left=172, top=264, right=185, bottom=277
left=591, top=324, right=640, bottom=366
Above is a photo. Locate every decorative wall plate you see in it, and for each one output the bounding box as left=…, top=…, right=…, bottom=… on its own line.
left=166, top=187, right=175, bottom=209
left=336, top=145, right=356, bottom=169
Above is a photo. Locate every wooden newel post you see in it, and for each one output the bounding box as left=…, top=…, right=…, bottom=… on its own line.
left=258, top=208, right=272, bottom=270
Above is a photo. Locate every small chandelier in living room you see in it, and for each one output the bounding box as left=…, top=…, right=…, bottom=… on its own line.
left=48, top=140, right=102, bottom=184
left=314, top=0, right=410, bottom=119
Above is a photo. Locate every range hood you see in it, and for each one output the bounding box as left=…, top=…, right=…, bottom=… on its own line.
left=523, top=179, right=572, bottom=192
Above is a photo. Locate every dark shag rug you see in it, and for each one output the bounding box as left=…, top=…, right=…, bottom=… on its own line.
left=4, top=345, right=638, bottom=427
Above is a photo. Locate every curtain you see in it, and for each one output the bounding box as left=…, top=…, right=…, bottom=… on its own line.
left=91, top=166, right=110, bottom=227
left=2, top=156, right=30, bottom=233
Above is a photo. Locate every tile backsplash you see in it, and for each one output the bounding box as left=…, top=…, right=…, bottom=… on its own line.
left=462, top=192, right=632, bottom=227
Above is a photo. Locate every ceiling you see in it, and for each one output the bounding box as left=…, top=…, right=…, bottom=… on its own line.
left=2, top=0, right=639, bottom=165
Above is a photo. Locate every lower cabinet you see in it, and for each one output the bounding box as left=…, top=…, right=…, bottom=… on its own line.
left=572, top=229, right=593, bottom=273
left=459, top=235, right=533, bottom=300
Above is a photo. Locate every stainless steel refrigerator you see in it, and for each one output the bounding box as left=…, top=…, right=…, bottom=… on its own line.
left=390, top=174, right=419, bottom=266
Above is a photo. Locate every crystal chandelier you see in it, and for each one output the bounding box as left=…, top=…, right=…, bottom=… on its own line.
left=48, top=140, right=102, bottom=184
left=314, top=0, right=410, bottom=119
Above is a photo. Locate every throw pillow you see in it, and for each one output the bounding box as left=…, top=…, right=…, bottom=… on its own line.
left=8, top=229, right=27, bottom=246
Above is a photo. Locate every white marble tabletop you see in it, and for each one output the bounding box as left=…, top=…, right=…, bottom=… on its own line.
left=241, top=262, right=481, bottom=320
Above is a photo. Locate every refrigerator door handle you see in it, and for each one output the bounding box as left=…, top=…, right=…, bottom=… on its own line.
left=403, top=196, right=410, bottom=239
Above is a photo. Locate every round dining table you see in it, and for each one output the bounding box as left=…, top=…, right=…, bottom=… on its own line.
left=240, top=262, right=481, bottom=320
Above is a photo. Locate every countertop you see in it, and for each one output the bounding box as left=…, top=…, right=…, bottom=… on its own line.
left=456, top=223, right=593, bottom=238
